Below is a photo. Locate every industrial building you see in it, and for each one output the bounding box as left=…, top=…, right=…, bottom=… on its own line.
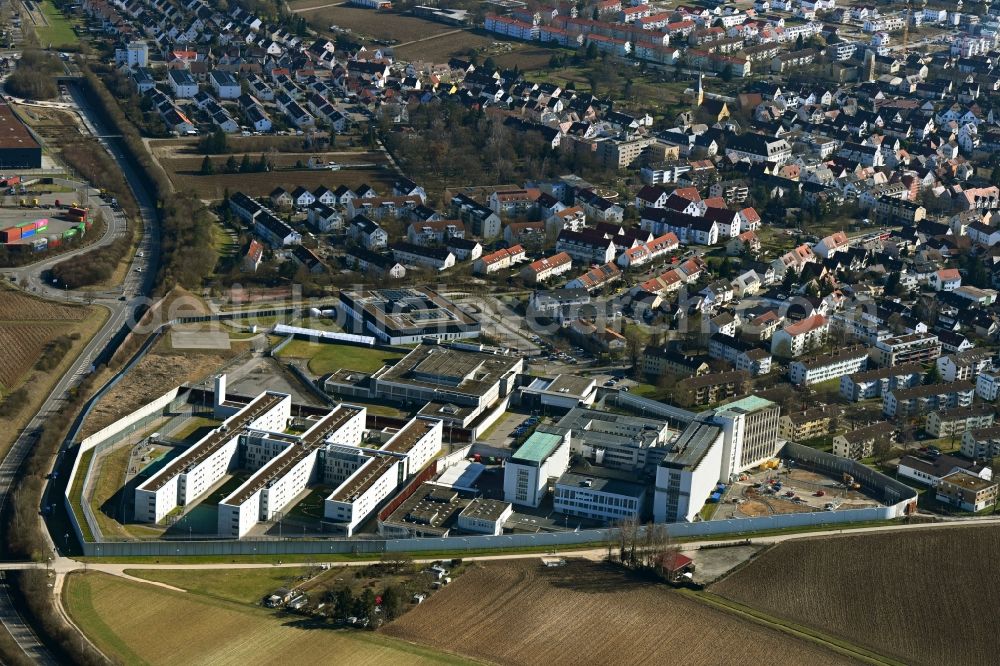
left=547, top=407, right=675, bottom=474
left=553, top=471, right=647, bottom=522
left=0, top=104, right=42, bottom=169
left=338, top=287, right=481, bottom=344
left=653, top=395, right=781, bottom=522
left=373, top=343, right=522, bottom=425
left=503, top=429, right=571, bottom=507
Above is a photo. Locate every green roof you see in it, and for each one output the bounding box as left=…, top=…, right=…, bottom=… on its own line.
left=716, top=395, right=774, bottom=414
left=512, top=431, right=564, bottom=465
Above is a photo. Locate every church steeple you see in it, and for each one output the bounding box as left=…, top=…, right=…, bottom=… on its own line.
left=696, top=73, right=704, bottom=106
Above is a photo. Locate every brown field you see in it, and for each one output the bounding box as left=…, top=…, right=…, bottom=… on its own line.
left=493, top=46, right=562, bottom=71
left=711, top=526, right=1000, bottom=666
left=0, top=290, right=89, bottom=321
left=162, top=162, right=395, bottom=200
left=81, top=338, right=240, bottom=437
left=383, top=559, right=851, bottom=665
left=0, top=287, right=92, bottom=390
left=301, top=5, right=454, bottom=43
left=0, top=324, right=66, bottom=389
left=65, top=572, right=470, bottom=665
left=394, top=30, right=496, bottom=63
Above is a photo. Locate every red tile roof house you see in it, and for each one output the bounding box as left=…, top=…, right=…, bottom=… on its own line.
left=932, top=268, right=962, bottom=292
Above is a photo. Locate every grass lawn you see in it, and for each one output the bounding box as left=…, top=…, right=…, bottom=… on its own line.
left=64, top=572, right=470, bottom=665
left=126, top=567, right=311, bottom=605
left=172, top=416, right=222, bottom=443
left=286, top=486, right=330, bottom=522
left=35, top=0, right=79, bottom=47
left=277, top=340, right=405, bottom=375
left=69, top=449, right=95, bottom=542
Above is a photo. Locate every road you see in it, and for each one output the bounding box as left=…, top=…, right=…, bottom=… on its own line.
left=0, top=78, right=161, bottom=663
left=0, top=513, right=998, bottom=581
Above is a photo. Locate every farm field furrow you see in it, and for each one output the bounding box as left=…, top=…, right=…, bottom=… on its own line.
left=0, top=324, right=65, bottom=389
left=382, top=560, right=853, bottom=666
left=710, top=526, right=1000, bottom=666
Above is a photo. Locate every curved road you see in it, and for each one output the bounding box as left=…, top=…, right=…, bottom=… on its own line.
left=0, top=80, right=161, bottom=663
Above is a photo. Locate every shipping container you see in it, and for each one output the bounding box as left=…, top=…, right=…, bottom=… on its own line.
left=4, top=176, right=20, bottom=186
left=32, top=218, right=47, bottom=229
left=74, top=222, right=85, bottom=232
left=32, top=238, right=47, bottom=251
left=48, top=237, right=61, bottom=248
left=18, top=223, right=33, bottom=232
left=0, top=226, right=20, bottom=243
left=68, top=206, right=87, bottom=219
left=62, top=228, right=78, bottom=239
left=20, top=227, right=34, bottom=239
left=35, top=226, right=47, bottom=235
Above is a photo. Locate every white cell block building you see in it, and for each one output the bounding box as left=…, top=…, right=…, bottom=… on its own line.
left=217, top=405, right=367, bottom=538
left=135, top=390, right=292, bottom=524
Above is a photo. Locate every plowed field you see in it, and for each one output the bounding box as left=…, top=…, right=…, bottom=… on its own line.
left=383, top=559, right=851, bottom=665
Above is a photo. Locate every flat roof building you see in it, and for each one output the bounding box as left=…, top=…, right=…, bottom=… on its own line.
left=554, top=470, right=647, bottom=523
left=457, top=498, right=513, bottom=535
left=549, top=407, right=674, bottom=474
left=503, top=429, right=571, bottom=507
left=339, top=287, right=481, bottom=344
left=373, top=343, right=523, bottom=425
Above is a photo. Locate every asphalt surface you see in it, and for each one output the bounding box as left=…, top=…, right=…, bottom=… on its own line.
left=0, top=79, right=160, bottom=663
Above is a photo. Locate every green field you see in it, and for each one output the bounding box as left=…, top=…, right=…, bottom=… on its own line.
left=277, top=340, right=405, bottom=375
left=127, top=567, right=311, bottom=605
left=65, top=572, right=471, bottom=665
left=35, top=0, right=78, bottom=47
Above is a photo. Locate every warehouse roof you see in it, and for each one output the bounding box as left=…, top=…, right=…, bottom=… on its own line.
left=0, top=104, right=40, bottom=150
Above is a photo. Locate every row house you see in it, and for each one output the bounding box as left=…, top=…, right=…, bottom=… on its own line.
left=390, top=241, right=456, bottom=271
left=473, top=244, right=526, bottom=275
left=616, top=232, right=679, bottom=269
left=521, top=252, right=573, bottom=284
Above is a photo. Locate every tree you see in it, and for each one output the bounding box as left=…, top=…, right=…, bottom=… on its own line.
left=924, top=364, right=942, bottom=385
left=781, top=268, right=798, bottom=291
left=991, top=165, right=1000, bottom=188
left=795, top=34, right=805, bottom=50
left=239, top=153, right=253, bottom=173
left=355, top=588, right=377, bottom=624
left=333, top=587, right=353, bottom=618
left=720, top=64, right=733, bottom=82
left=199, top=155, right=214, bottom=175
left=381, top=585, right=405, bottom=621
left=225, top=155, right=238, bottom=173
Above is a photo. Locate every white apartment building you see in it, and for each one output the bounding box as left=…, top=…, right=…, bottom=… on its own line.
left=976, top=369, right=1000, bottom=401
left=771, top=315, right=829, bottom=358
left=324, top=456, right=402, bottom=536
left=789, top=347, right=869, bottom=386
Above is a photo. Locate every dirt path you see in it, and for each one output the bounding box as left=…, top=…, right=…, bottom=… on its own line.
left=291, top=1, right=348, bottom=13
left=393, top=28, right=464, bottom=48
